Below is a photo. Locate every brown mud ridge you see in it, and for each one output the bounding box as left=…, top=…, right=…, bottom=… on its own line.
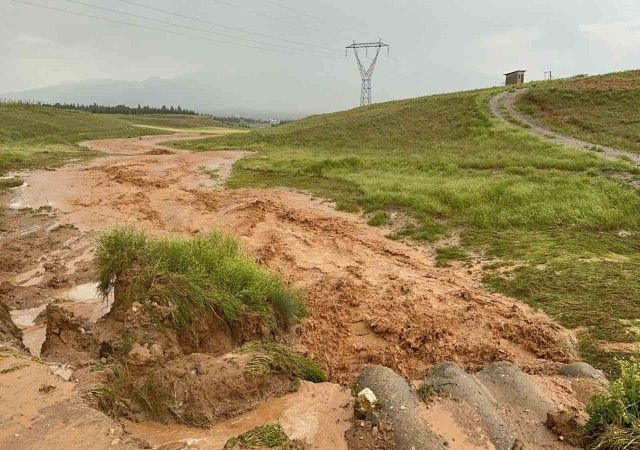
left=0, top=134, right=605, bottom=449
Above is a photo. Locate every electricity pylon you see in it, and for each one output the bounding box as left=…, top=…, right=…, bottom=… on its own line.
left=346, top=40, right=389, bottom=107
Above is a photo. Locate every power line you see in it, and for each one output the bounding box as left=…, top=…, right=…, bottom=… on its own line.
left=114, top=0, right=342, bottom=54
left=57, top=0, right=341, bottom=56
left=257, top=0, right=376, bottom=39
left=12, top=0, right=343, bottom=58
left=204, top=0, right=336, bottom=38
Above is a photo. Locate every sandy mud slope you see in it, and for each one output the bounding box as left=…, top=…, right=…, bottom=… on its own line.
left=8, top=134, right=573, bottom=384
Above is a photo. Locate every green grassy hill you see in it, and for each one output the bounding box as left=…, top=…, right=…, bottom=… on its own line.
left=0, top=105, right=228, bottom=176
left=516, top=70, right=640, bottom=152
left=177, top=73, right=640, bottom=375
left=0, top=104, right=164, bottom=175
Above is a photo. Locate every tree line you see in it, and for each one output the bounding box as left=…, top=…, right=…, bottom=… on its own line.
left=0, top=98, right=198, bottom=115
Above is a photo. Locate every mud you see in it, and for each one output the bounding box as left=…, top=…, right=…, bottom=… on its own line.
left=125, top=382, right=352, bottom=449
left=9, top=134, right=574, bottom=383
left=0, top=132, right=589, bottom=448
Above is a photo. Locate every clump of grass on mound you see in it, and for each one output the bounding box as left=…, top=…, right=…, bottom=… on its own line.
left=242, top=341, right=327, bottom=383
left=585, top=358, right=640, bottom=449
left=95, top=227, right=305, bottom=329
left=224, top=423, right=291, bottom=449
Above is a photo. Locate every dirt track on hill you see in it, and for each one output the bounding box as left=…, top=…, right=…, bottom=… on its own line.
left=489, top=89, right=640, bottom=172
left=8, top=133, right=574, bottom=384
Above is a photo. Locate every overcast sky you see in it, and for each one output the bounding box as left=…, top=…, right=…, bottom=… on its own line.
left=1, top=0, right=639, bottom=115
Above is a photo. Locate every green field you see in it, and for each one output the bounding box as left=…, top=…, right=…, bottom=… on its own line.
left=0, top=104, right=162, bottom=176
left=516, top=70, right=640, bottom=153
left=175, top=73, right=640, bottom=375
left=0, top=106, right=231, bottom=177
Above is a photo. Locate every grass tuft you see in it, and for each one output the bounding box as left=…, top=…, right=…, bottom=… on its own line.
left=242, top=342, right=327, bottom=383
left=224, top=423, right=290, bottom=448
left=585, top=358, right=640, bottom=449
left=435, top=245, right=468, bottom=267
left=95, top=227, right=305, bottom=329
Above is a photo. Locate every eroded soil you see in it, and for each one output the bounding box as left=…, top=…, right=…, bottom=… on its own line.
left=0, top=133, right=590, bottom=449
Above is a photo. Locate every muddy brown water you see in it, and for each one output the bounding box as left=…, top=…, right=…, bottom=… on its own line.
left=0, top=132, right=584, bottom=449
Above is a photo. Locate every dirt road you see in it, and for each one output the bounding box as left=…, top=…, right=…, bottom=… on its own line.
left=489, top=89, right=640, bottom=170
left=0, top=132, right=584, bottom=449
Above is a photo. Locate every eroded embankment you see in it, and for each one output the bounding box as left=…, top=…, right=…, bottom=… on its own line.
left=0, top=133, right=592, bottom=449
left=7, top=134, right=575, bottom=383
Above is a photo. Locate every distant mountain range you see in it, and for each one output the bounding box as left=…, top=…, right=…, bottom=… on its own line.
left=1, top=72, right=351, bottom=119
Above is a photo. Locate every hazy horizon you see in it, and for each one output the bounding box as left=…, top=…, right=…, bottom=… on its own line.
left=2, top=0, right=639, bottom=117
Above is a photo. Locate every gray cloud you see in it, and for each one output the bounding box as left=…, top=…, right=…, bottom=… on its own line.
left=1, top=0, right=638, bottom=116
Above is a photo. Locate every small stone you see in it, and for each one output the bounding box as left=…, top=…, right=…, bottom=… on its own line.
left=109, top=428, right=115, bottom=435
left=100, top=357, right=107, bottom=364
left=400, top=405, right=406, bottom=410
left=360, top=421, right=366, bottom=427
left=127, top=343, right=152, bottom=366
left=111, top=438, right=120, bottom=445
left=372, top=426, right=378, bottom=436
left=559, top=436, right=564, bottom=441
left=357, top=388, right=378, bottom=411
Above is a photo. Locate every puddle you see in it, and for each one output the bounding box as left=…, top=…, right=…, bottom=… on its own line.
left=126, top=382, right=352, bottom=449
left=11, top=306, right=47, bottom=355
left=63, top=282, right=100, bottom=302
left=10, top=305, right=46, bottom=328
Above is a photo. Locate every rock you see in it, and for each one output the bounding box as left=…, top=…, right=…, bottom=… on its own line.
left=358, top=365, right=446, bottom=450
left=559, top=362, right=607, bottom=382
left=546, top=410, right=585, bottom=446
left=100, top=357, right=107, bottom=364
left=127, top=343, right=152, bottom=366
left=511, top=439, right=525, bottom=450
left=424, top=362, right=513, bottom=450
left=476, top=361, right=555, bottom=421
left=149, top=343, right=164, bottom=359
left=357, top=388, right=378, bottom=411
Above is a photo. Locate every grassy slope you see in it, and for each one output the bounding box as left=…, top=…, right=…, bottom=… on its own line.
left=176, top=77, right=640, bottom=375
left=115, top=114, right=225, bottom=130
left=516, top=70, right=640, bottom=153
left=0, top=104, right=167, bottom=176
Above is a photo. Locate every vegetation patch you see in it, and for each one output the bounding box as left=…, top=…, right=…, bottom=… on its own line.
left=95, top=227, right=305, bottom=329
left=173, top=74, right=640, bottom=374
left=242, top=341, right=327, bottom=383
left=0, top=177, right=23, bottom=190
left=224, top=423, right=292, bottom=449
left=516, top=76, right=640, bottom=153
left=585, top=358, right=640, bottom=449
left=435, top=245, right=468, bottom=267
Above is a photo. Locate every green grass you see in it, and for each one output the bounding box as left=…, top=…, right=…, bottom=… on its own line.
left=367, top=210, right=389, bottom=226
left=224, top=423, right=291, bottom=449
left=0, top=103, right=165, bottom=176
left=241, top=341, right=327, bottom=383
left=435, top=245, right=468, bottom=267
left=95, top=227, right=305, bottom=330
left=174, top=73, right=640, bottom=374
left=516, top=72, right=640, bottom=153
left=585, top=358, right=640, bottom=449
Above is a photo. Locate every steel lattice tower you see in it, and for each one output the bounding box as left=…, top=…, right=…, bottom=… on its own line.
left=346, top=41, right=389, bottom=107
